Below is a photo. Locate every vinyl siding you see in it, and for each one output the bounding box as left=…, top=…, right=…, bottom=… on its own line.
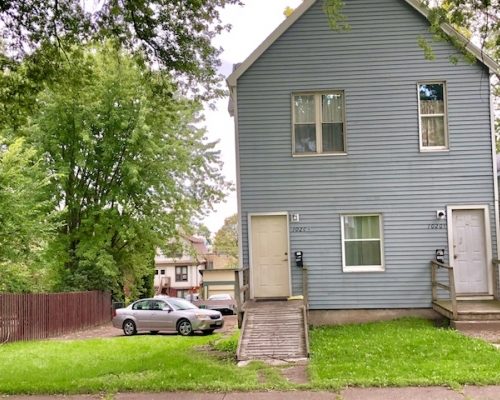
left=236, top=0, right=497, bottom=309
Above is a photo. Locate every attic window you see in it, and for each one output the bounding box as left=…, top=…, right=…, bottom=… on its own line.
left=292, top=92, right=346, bottom=155
left=418, top=82, right=448, bottom=151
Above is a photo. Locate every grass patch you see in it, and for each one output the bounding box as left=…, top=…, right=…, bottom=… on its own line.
left=210, top=330, right=240, bottom=354
left=0, top=334, right=285, bottom=395
left=309, top=317, right=500, bottom=389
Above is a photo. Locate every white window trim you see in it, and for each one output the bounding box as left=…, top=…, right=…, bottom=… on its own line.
left=292, top=91, right=347, bottom=157
left=417, top=81, right=449, bottom=152
left=341, top=213, right=385, bottom=273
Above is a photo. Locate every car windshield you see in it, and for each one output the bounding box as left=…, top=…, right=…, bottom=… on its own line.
left=168, top=298, right=198, bottom=311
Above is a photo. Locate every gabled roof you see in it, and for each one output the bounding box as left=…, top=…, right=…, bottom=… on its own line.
left=226, top=0, right=499, bottom=88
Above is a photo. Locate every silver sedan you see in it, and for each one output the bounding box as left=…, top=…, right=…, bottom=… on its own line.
left=112, top=297, right=224, bottom=336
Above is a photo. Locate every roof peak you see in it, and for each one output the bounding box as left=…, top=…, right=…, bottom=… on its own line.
left=227, top=0, right=498, bottom=88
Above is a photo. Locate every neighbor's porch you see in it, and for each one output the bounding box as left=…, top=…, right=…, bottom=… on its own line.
left=431, top=259, right=500, bottom=326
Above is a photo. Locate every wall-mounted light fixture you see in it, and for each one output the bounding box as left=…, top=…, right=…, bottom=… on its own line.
left=290, top=213, right=300, bottom=222
left=436, top=210, right=446, bottom=220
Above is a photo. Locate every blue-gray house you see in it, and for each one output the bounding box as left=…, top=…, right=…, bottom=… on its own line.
left=228, top=0, right=500, bottom=323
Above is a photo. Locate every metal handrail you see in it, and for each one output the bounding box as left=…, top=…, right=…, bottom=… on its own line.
left=431, top=260, right=457, bottom=319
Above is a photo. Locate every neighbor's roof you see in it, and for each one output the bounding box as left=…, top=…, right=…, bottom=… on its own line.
left=226, top=0, right=499, bottom=88
left=186, top=236, right=208, bottom=256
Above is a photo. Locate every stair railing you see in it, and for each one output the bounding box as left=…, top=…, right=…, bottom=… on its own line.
left=234, top=266, right=250, bottom=328
left=431, top=260, right=457, bottom=319
left=493, top=259, right=500, bottom=300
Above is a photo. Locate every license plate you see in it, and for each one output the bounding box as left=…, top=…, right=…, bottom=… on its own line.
left=215, top=321, right=222, bottom=326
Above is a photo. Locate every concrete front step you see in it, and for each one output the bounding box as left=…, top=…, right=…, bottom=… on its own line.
left=451, top=320, right=500, bottom=331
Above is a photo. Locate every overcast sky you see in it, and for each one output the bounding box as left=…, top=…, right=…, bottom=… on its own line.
left=201, top=0, right=302, bottom=233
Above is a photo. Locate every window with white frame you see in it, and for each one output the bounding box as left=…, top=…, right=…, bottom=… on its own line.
left=341, top=214, right=384, bottom=272
left=418, top=82, right=448, bottom=150
left=293, top=92, right=345, bottom=155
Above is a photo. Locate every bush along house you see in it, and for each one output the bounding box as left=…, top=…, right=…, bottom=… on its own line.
left=228, top=0, right=500, bottom=326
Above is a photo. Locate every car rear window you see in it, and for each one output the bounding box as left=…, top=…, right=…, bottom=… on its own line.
left=168, top=298, right=198, bottom=310
left=132, top=300, right=149, bottom=310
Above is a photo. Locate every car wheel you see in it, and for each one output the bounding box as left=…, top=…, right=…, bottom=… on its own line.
left=202, top=329, right=215, bottom=335
left=177, top=319, right=193, bottom=336
left=150, top=330, right=159, bottom=335
left=123, top=320, right=137, bottom=336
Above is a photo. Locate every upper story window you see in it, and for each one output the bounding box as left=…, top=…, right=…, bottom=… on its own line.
left=293, top=92, right=345, bottom=155
left=341, top=214, right=384, bottom=272
left=418, top=82, right=448, bottom=151
left=175, top=266, right=188, bottom=282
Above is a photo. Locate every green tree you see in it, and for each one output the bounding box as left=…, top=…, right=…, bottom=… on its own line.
left=213, top=214, right=239, bottom=261
left=0, top=0, right=241, bottom=100
left=0, top=136, right=55, bottom=292
left=18, top=44, right=228, bottom=298
left=195, top=224, right=212, bottom=246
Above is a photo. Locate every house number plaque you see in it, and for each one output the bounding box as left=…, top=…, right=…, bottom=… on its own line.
left=292, top=226, right=311, bottom=233
left=428, top=223, right=447, bottom=230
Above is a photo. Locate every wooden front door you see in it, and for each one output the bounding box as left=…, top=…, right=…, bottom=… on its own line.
left=452, top=209, right=489, bottom=295
left=250, top=215, right=290, bottom=298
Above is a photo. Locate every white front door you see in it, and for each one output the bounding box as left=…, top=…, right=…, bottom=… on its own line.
left=250, top=214, right=290, bottom=298
left=451, top=209, right=489, bottom=295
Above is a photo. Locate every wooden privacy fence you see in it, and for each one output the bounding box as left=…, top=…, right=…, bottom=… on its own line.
left=0, top=291, right=112, bottom=343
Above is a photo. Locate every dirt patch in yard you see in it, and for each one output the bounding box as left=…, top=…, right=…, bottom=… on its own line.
left=459, top=329, right=500, bottom=345
left=51, top=315, right=238, bottom=341
left=280, top=364, right=309, bottom=384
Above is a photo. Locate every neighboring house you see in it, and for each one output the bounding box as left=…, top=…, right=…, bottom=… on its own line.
left=201, top=254, right=238, bottom=299
left=154, top=236, right=207, bottom=298
left=228, top=0, right=499, bottom=322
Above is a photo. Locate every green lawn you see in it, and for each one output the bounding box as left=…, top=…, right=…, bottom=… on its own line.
left=309, top=318, right=500, bottom=389
left=2, top=318, right=500, bottom=395
left=0, top=333, right=288, bottom=394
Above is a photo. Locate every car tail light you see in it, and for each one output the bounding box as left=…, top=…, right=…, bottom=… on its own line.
left=112, top=308, right=117, bottom=318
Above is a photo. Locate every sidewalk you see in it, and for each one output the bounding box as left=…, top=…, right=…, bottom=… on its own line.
left=3, top=387, right=500, bottom=400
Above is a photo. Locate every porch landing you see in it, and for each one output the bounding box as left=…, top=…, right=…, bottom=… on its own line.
left=432, top=300, right=500, bottom=321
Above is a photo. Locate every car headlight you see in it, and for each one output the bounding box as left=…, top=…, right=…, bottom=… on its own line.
left=194, top=313, right=211, bottom=320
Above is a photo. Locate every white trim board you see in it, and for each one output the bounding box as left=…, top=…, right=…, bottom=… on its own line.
left=247, top=212, right=292, bottom=299
left=446, top=205, right=494, bottom=296
left=226, top=0, right=499, bottom=88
